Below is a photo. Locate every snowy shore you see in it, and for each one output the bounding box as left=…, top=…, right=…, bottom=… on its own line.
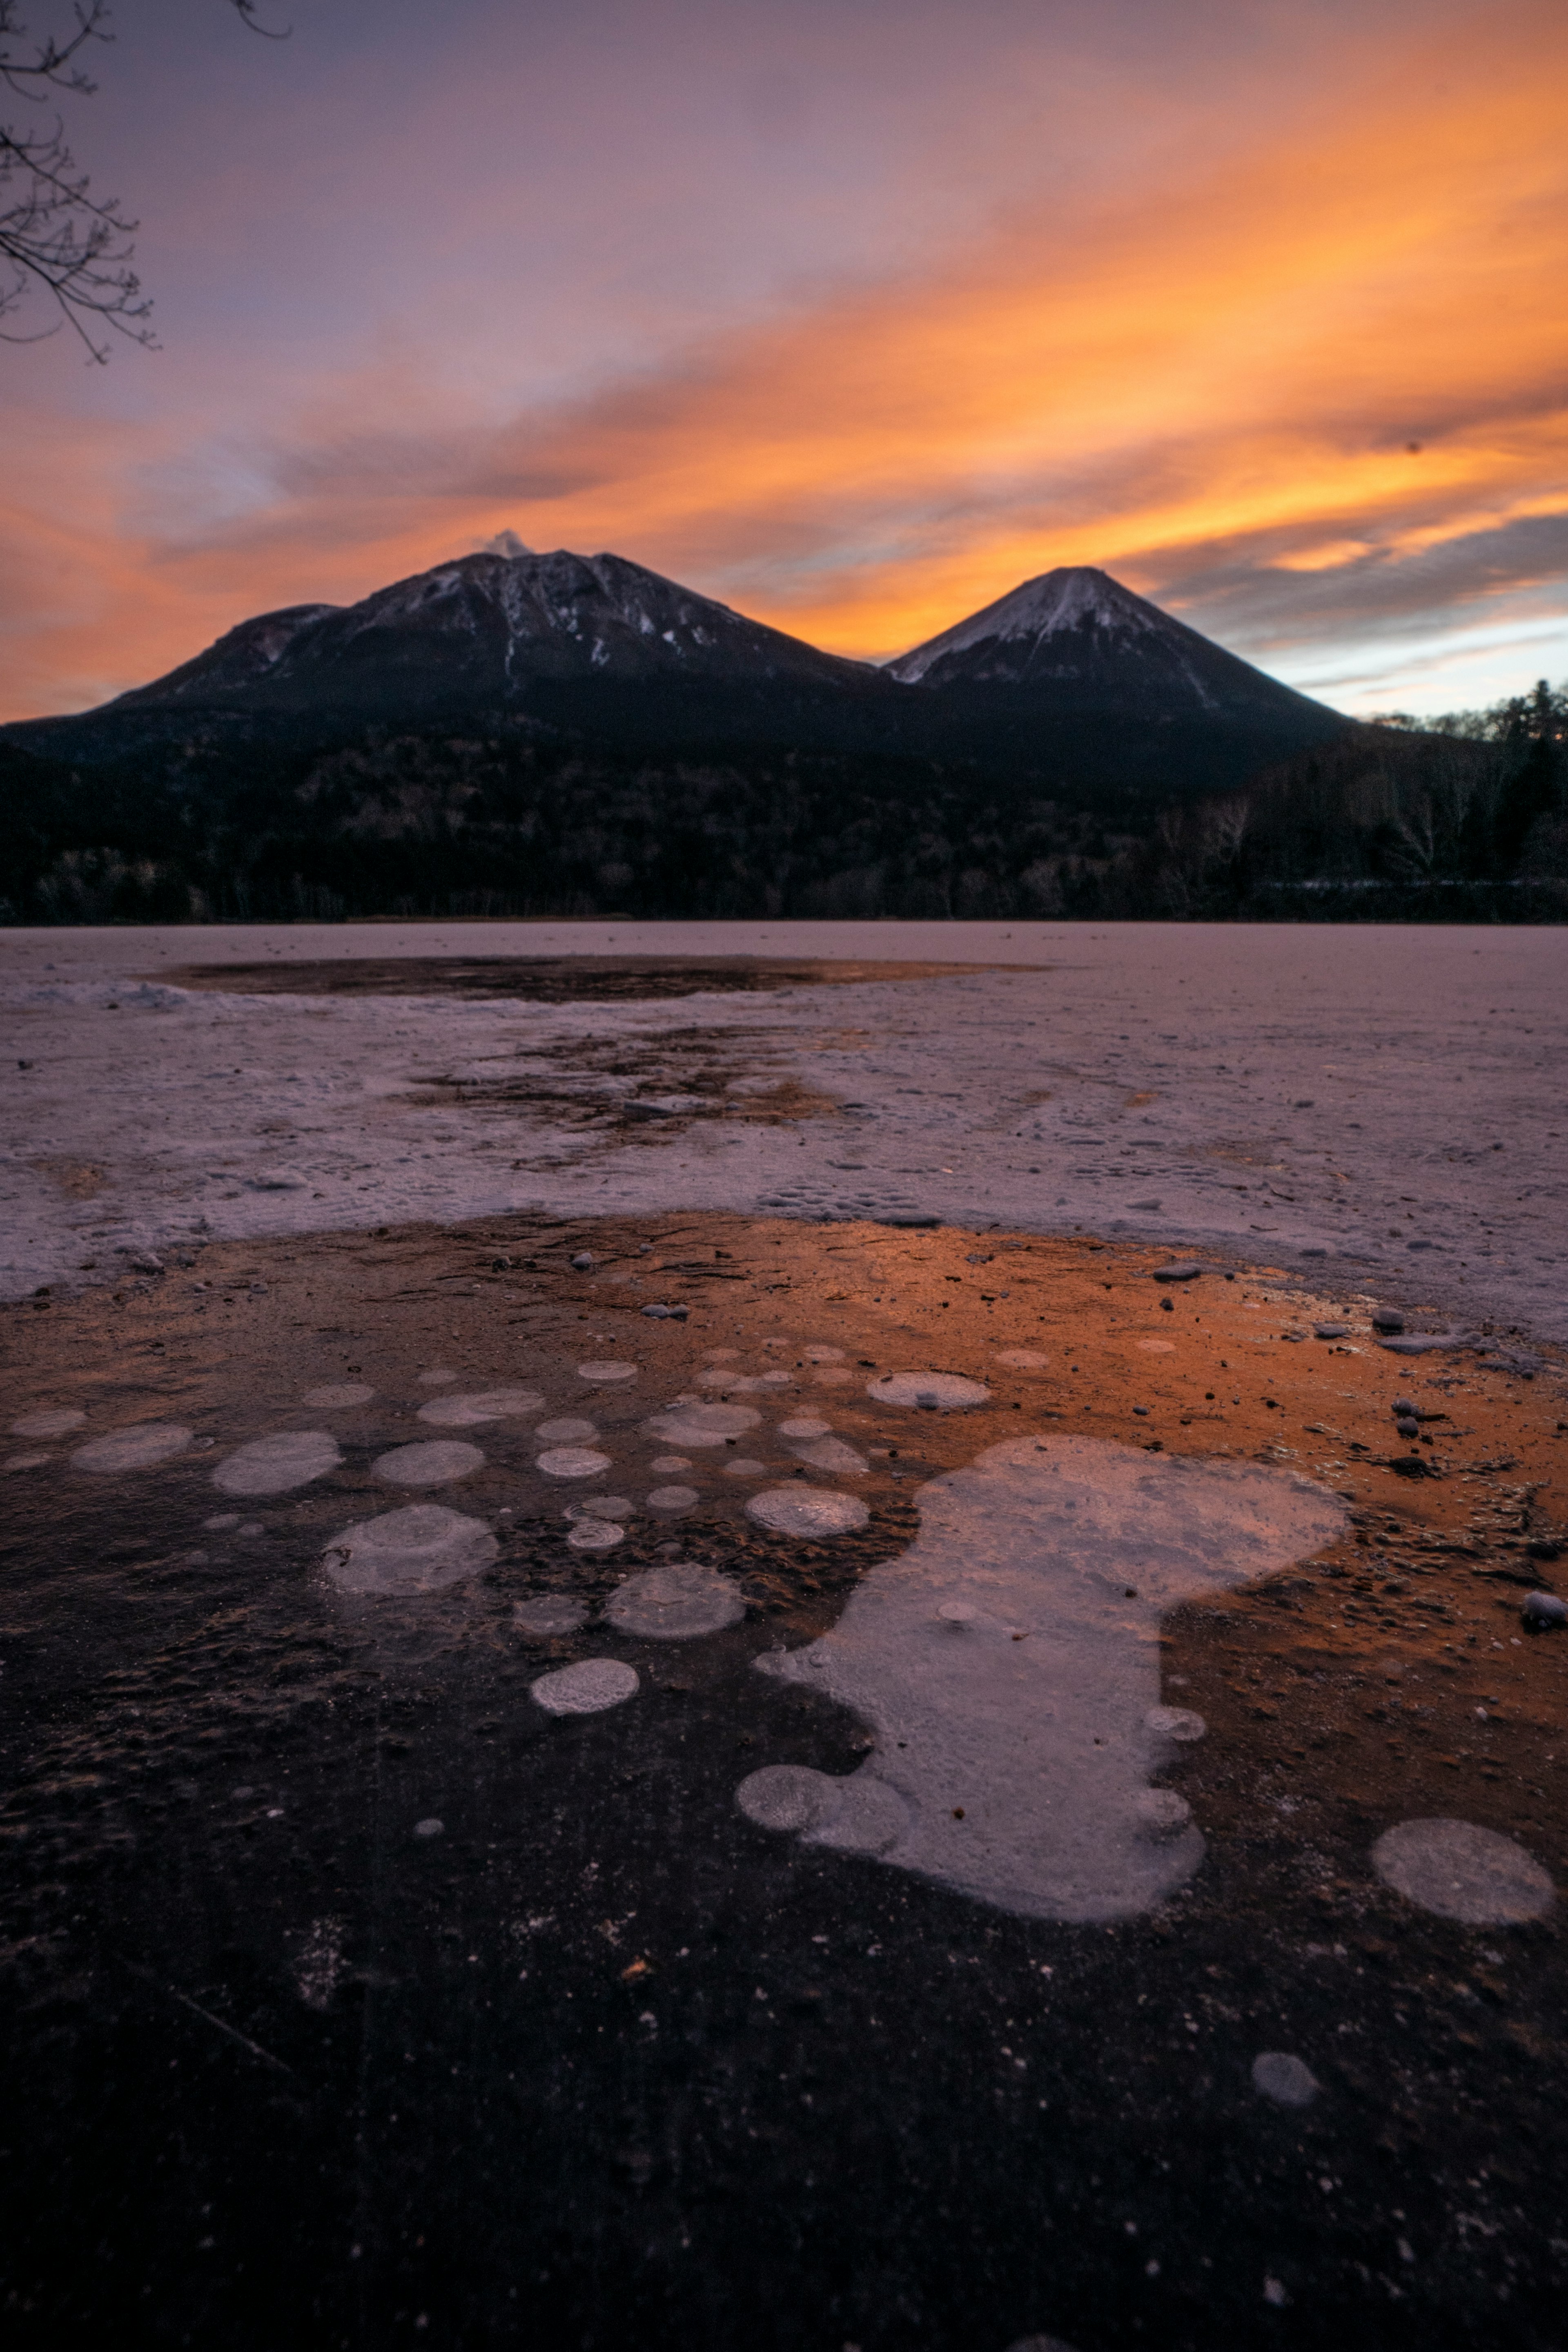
left=2, top=919, right=1563, bottom=1340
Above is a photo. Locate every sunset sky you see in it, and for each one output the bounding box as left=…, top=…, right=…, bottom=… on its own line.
left=3, top=0, right=1566, bottom=721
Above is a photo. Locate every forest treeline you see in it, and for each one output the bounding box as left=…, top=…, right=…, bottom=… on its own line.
left=2, top=678, right=1563, bottom=925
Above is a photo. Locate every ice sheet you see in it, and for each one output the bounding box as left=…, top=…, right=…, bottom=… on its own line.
left=2, top=919, right=1563, bottom=1340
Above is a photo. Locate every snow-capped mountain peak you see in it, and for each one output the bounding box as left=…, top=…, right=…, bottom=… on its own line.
left=886, top=563, right=1330, bottom=727
left=888, top=567, right=1164, bottom=684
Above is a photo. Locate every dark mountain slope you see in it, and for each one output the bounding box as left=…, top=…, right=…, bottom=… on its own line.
left=11, top=550, right=907, bottom=769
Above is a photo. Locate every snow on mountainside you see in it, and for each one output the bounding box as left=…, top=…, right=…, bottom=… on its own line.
left=109, top=549, right=872, bottom=713
left=887, top=565, right=1333, bottom=725
left=111, top=604, right=341, bottom=707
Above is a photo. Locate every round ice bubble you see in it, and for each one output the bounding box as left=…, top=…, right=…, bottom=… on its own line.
left=531, top=1659, right=639, bottom=1716
left=417, top=1388, right=543, bottom=1427
left=646, top=1402, right=761, bottom=1449
left=11, top=1406, right=85, bottom=1438
left=213, top=1430, right=341, bottom=1497
left=373, top=1440, right=485, bottom=1488
left=537, top=1446, right=612, bottom=1479
left=1372, top=1818, right=1555, bottom=1924
left=606, top=1563, right=745, bottom=1639
left=323, top=1503, right=497, bottom=1594
left=866, top=1372, right=990, bottom=1410
left=746, top=1487, right=870, bottom=1538
left=74, top=1423, right=194, bottom=1473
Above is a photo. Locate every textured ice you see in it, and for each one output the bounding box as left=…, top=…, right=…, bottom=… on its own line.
left=1372, top=1818, right=1555, bottom=1924
left=787, top=1436, right=869, bottom=1475
left=745, top=1435, right=1344, bottom=1921
left=746, top=1487, right=870, bottom=1538
left=11, top=1406, right=85, bottom=1437
left=5, top=922, right=1563, bottom=1344
left=646, top=1402, right=762, bottom=1448
left=416, top=1387, right=543, bottom=1427
left=324, top=1503, right=497, bottom=1594
left=576, top=1360, right=638, bottom=1382
left=531, top=1659, right=639, bottom=1716
left=566, top=1519, right=624, bottom=1551
left=868, top=1371, right=990, bottom=1410
left=1252, top=2052, right=1321, bottom=2108
left=537, top=1446, right=612, bottom=1478
left=373, top=1439, right=486, bottom=1487
left=993, top=1350, right=1049, bottom=1371
left=606, top=1562, right=745, bottom=1639
left=213, top=1429, right=341, bottom=1496
left=647, top=1484, right=700, bottom=1513
left=74, top=1423, right=193, bottom=1473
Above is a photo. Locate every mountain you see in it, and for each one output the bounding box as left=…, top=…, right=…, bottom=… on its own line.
left=48, top=548, right=891, bottom=754
left=888, top=565, right=1336, bottom=727
left=120, top=548, right=880, bottom=709
left=2, top=546, right=1394, bottom=929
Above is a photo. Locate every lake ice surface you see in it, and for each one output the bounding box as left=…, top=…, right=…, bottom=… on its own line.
left=2, top=919, right=1563, bottom=1339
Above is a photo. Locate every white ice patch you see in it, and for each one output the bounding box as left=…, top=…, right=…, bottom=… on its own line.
left=788, top=1436, right=869, bottom=1476
left=303, top=1383, right=376, bottom=1408
left=535, top=1416, right=598, bottom=1443
left=5, top=1452, right=52, bottom=1471
left=373, top=1439, right=485, bottom=1487
left=213, top=1429, right=341, bottom=1496
left=994, top=1350, right=1049, bottom=1371
left=418, top=1368, right=458, bottom=1386
left=74, top=1423, right=194, bottom=1473
left=566, top=1494, right=633, bottom=1520
left=804, top=1345, right=846, bottom=1362
left=646, top=1402, right=762, bottom=1448
left=567, top=1519, right=625, bottom=1551
left=537, top=1446, right=612, bottom=1479
left=746, top=1487, right=870, bottom=1538
left=417, top=1387, right=543, bottom=1427
left=1371, top=1818, right=1555, bottom=1924
left=1252, top=2052, right=1320, bottom=2108
left=324, top=1503, right=497, bottom=1594
left=606, top=1562, right=745, bottom=1639
left=647, top=1484, right=700, bottom=1513
left=576, top=1360, right=638, bottom=1383
left=867, top=1371, right=990, bottom=1410
left=723, top=1457, right=769, bottom=1477
left=650, top=1455, right=692, bottom=1473
left=10, top=1406, right=85, bottom=1437
left=777, top=1416, right=831, bottom=1438
left=531, top=1659, right=639, bottom=1716
left=742, top=1434, right=1345, bottom=1922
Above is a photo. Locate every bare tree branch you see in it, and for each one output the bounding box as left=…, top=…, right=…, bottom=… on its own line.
left=0, top=1, right=278, bottom=361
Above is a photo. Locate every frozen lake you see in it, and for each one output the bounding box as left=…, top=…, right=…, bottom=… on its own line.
left=5, top=919, right=1562, bottom=1338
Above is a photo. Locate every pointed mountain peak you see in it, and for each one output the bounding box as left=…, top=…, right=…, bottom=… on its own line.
left=887, top=567, right=1166, bottom=683
left=885, top=564, right=1334, bottom=728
